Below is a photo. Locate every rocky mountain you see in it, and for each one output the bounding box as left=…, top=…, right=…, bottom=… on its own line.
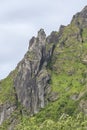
left=14, top=29, right=54, bottom=114
left=1, top=6, right=87, bottom=130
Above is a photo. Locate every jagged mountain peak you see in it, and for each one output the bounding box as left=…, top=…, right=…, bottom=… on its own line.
left=71, top=5, right=87, bottom=27
left=37, top=28, right=46, bottom=39
left=1, top=6, right=87, bottom=130
left=14, top=26, right=55, bottom=115
left=29, top=28, right=46, bottom=50
left=82, top=5, right=87, bottom=12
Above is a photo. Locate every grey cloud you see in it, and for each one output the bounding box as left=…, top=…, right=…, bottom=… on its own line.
left=0, top=0, right=87, bottom=79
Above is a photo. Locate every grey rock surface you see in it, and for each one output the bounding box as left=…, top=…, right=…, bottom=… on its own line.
left=14, top=29, right=55, bottom=115
left=0, top=103, right=16, bottom=125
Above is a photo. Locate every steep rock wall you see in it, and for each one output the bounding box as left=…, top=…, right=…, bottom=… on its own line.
left=14, top=29, right=55, bottom=115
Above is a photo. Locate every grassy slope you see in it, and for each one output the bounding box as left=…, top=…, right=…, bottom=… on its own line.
left=13, top=24, right=87, bottom=129
left=13, top=23, right=87, bottom=129
left=0, top=70, right=18, bottom=104
left=1, top=22, right=87, bottom=129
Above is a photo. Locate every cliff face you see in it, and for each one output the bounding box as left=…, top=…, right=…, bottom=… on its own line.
left=1, top=6, right=87, bottom=129
left=14, top=29, right=55, bottom=114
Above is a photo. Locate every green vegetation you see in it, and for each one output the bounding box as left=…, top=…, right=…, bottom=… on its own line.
left=13, top=113, right=87, bottom=130
left=1, top=10, right=87, bottom=130
left=82, top=28, right=87, bottom=42
left=12, top=24, right=87, bottom=129
left=0, top=70, right=17, bottom=104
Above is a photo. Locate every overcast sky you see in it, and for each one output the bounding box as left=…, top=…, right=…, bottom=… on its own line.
left=0, top=0, right=87, bottom=79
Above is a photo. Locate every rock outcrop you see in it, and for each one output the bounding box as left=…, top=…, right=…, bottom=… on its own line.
left=1, top=5, right=87, bottom=128
left=14, top=29, right=55, bottom=115
left=0, top=103, right=16, bottom=125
